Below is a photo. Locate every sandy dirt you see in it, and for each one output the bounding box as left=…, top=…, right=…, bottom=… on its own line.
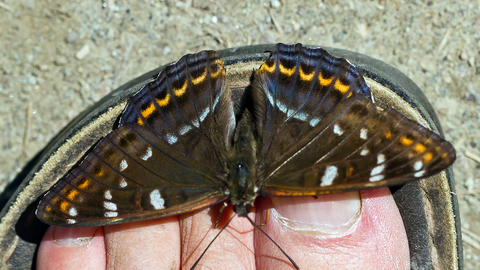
left=0, top=0, right=479, bottom=268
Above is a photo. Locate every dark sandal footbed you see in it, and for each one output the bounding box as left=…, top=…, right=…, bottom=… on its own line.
left=0, top=44, right=462, bottom=270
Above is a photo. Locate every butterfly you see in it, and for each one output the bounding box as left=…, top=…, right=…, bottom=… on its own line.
left=36, top=43, right=456, bottom=268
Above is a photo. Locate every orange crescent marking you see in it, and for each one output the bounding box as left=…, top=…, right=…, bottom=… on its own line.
left=78, top=179, right=90, bottom=190
left=66, top=190, right=79, bottom=201
left=137, top=118, right=144, bottom=125
left=413, top=143, right=427, bottom=153
left=299, top=68, right=315, bottom=81
left=192, top=70, right=207, bottom=85
left=385, top=132, right=393, bottom=139
left=279, top=63, right=296, bottom=76
left=334, top=80, right=350, bottom=94
left=141, top=102, right=157, bottom=121
left=260, top=62, right=276, bottom=73
left=156, top=93, right=170, bottom=107
left=210, top=68, right=225, bottom=79
left=318, top=73, right=333, bottom=86
left=423, top=152, right=434, bottom=163
left=211, top=59, right=225, bottom=78
left=400, top=136, right=414, bottom=146
left=346, top=166, right=354, bottom=177
left=173, top=81, right=187, bottom=97
left=60, top=201, right=69, bottom=213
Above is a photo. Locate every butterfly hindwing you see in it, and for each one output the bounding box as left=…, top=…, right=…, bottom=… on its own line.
left=253, top=43, right=455, bottom=196
left=37, top=51, right=234, bottom=226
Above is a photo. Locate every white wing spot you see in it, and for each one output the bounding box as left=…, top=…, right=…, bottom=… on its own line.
left=293, top=111, right=309, bottom=121
left=198, top=107, right=211, bottom=122
left=369, top=164, right=385, bottom=182
left=360, top=149, right=369, bottom=156
left=119, top=178, right=127, bottom=188
left=104, top=201, right=117, bottom=211
left=105, top=211, right=118, bottom=217
left=213, top=93, right=221, bottom=109
left=277, top=101, right=289, bottom=114
left=166, top=133, right=178, bottom=144
left=333, top=124, right=344, bottom=136
left=309, top=117, right=321, bottom=127
left=192, top=119, right=200, bottom=128
left=69, top=207, right=78, bottom=217
left=119, top=159, right=128, bottom=172
left=67, top=219, right=76, bottom=224
left=150, top=189, right=165, bottom=210
left=413, top=160, right=423, bottom=171
left=377, top=154, right=386, bottom=164
left=141, top=147, right=153, bottom=161
left=369, top=174, right=385, bottom=182
left=179, top=125, right=193, bottom=135
left=320, top=166, right=338, bottom=187
left=265, top=89, right=275, bottom=105
left=360, top=128, right=368, bottom=140
left=104, top=190, right=112, bottom=200
left=414, top=170, right=426, bottom=177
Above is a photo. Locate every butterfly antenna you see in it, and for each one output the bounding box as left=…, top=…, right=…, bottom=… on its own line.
left=190, top=214, right=236, bottom=270
left=246, top=216, right=299, bottom=270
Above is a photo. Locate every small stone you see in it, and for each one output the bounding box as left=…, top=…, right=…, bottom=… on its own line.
left=270, top=0, right=281, bottom=8
left=468, top=57, right=475, bottom=67
left=459, top=49, right=468, bottom=60
left=162, top=47, right=171, bottom=55
left=27, top=76, right=37, bottom=85
left=211, top=16, right=218, bottom=24
left=465, top=178, right=475, bottom=192
left=54, top=56, right=68, bottom=66
left=357, top=23, right=368, bottom=39
left=37, top=64, right=49, bottom=71
left=64, top=68, right=72, bottom=76
left=66, top=31, right=79, bottom=44
left=26, top=54, right=34, bottom=63
left=292, top=21, right=300, bottom=31
left=75, top=44, right=90, bottom=60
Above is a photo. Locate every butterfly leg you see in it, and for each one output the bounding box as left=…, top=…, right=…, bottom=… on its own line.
left=258, top=209, right=270, bottom=227
left=214, top=201, right=229, bottom=229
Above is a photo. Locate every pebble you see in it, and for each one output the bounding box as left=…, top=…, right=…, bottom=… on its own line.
left=54, top=56, right=68, bottom=66
left=64, top=68, right=72, bottom=76
left=270, top=0, right=281, bottom=8
left=27, top=76, right=37, bottom=85
left=162, top=47, right=171, bottom=55
left=66, top=31, right=79, bottom=44
left=26, top=54, right=34, bottom=63
left=75, top=44, right=90, bottom=60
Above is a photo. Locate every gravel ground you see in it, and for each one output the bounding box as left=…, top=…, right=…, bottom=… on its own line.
left=0, top=0, right=479, bottom=268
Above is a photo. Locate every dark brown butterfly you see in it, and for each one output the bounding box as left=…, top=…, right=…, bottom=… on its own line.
left=36, top=43, right=456, bottom=268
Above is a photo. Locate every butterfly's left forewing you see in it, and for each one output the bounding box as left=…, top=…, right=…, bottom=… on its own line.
left=253, top=44, right=456, bottom=196
left=37, top=51, right=234, bottom=226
